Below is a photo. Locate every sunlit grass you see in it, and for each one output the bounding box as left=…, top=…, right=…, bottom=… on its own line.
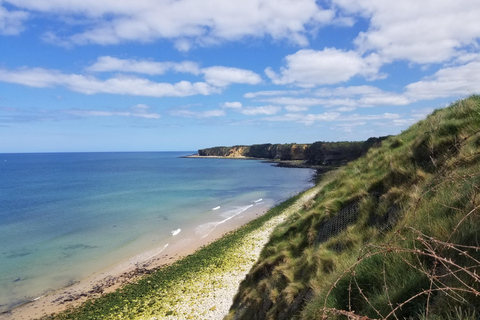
left=227, top=95, right=480, bottom=320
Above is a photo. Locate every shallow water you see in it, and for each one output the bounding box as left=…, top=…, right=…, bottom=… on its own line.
left=0, top=152, right=314, bottom=312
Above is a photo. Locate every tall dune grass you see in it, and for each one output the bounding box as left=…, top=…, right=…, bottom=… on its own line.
left=227, top=95, right=480, bottom=320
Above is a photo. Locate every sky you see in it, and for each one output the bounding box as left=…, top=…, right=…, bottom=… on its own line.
left=1, top=0, right=480, bottom=153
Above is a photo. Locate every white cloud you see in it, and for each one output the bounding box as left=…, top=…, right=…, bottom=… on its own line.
left=334, top=106, right=356, bottom=112
left=243, top=89, right=309, bottom=99
left=0, top=61, right=263, bottom=97
left=266, top=112, right=341, bottom=125
left=86, top=57, right=261, bottom=88
left=240, top=105, right=281, bottom=116
left=405, top=61, right=480, bottom=100
left=285, top=105, right=309, bottom=112
left=170, top=108, right=226, bottom=118
left=0, top=4, right=28, bottom=35
left=259, top=96, right=360, bottom=110
left=202, top=66, right=262, bottom=87
left=220, top=101, right=280, bottom=116
left=315, top=85, right=381, bottom=97
left=221, top=101, right=243, bottom=109
left=86, top=56, right=201, bottom=75
left=410, top=108, right=434, bottom=121
left=0, top=67, right=218, bottom=97
left=334, top=0, right=480, bottom=64
left=65, top=104, right=161, bottom=119
left=314, top=85, right=411, bottom=107
left=331, top=121, right=366, bottom=133
left=258, top=96, right=325, bottom=107
left=0, top=104, right=161, bottom=123
left=265, top=48, right=382, bottom=87
left=4, top=0, right=335, bottom=49
left=340, top=113, right=401, bottom=121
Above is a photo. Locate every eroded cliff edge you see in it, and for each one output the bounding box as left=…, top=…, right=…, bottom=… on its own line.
left=197, top=137, right=388, bottom=167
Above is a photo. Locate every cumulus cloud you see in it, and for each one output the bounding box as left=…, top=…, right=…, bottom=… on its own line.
left=333, top=0, right=480, bottom=64
left=284, top=105, right=309, bottom=112
left=170, top=108, right=226, bottom=118
left=240, top=105, right=281, bottom=116
left=0, top=60, right=265, bottom=97
left=265, top=48, right=382, bottom=87
left=202, top=66, right=262, bottom=87
left=4, top=0, right=335, bottom=48
left=0, top=4, right=28, bottom=35
left=263, top=97, right=353, bottom=111
left=220, top=101, right=280, bottom=116
left=0, top=67, right=218, bottom=97
left=255, top=96, right=337, bottom=107
left=86, top=56, right=201, bottom=75
left=86, top=57, right=262, bottom=87
left=246, top=84, right=418, bottom=118
left=315, top=85, right=412, bottom=107
left=221, top=101, right=243, bottom=109
left=243, top=89, right=310, bottom=99
left=405, top=61, right=480, bottom=100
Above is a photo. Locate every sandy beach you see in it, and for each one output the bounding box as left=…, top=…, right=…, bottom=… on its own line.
left=1, top=186, right=319, bottom=320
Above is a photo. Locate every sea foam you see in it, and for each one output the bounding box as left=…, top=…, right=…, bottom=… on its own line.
left=196, top=204, right=254, bottom=238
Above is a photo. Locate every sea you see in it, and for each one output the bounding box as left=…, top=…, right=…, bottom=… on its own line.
left=0, top=152, right=315, bottom=313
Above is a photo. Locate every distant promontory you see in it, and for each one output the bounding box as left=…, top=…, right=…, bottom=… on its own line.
left=196, top=137, right=388, bottom=168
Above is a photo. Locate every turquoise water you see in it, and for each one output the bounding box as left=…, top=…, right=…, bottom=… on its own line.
left=0, top=152, right=314, bottom=312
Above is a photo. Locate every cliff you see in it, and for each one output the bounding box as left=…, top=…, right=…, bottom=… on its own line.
left=198, top=137, right=387, bottom=167
left=225, top=96, right=480, bottom=320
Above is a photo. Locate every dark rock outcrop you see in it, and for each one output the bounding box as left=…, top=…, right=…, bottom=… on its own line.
left=197, top=137, right=388, bottom=167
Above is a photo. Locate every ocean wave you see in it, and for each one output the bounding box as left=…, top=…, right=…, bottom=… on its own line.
left=116, top=243, right=170, bottom=272
left=212, top=206, right=221, bottom=210
left=253, top=198, right=263, bottom=203
left=171, top=228, right=181, bottom=236
left=220, top=204, right=254, bottom=219
left=197, top=204, right=254, bottom=238
left=195, top=222, right=218, bottom=237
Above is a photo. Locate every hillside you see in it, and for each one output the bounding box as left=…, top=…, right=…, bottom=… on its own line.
left=38, top=96, right=479, bottom=320
left=226, top=96, right=480, bottom=319
left=197, top=138, right=387, bottom=167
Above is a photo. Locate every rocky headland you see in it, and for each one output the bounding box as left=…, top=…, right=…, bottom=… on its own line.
left=196, top=137, right=388, bottom=169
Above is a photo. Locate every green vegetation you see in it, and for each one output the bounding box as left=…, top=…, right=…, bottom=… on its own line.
left=46, top=96, right=480, bottom=320
left=227, top=96, right=480, bottom=320
left=44, top=195, right=302, bottom=319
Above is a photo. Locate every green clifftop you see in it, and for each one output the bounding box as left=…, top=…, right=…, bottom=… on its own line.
left=198, top=138, right=387, bottom=167
left=226, top=96, right=480, bottom=320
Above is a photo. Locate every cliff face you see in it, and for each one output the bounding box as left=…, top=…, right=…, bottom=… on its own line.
left=197, top=146, right=250, bottom=158
left=198, top=137, right=387, bottom=167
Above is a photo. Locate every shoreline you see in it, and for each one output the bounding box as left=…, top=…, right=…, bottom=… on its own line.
left=184, top=154, right=336, bottom=171
left=0, top=201, right=274, bottom=320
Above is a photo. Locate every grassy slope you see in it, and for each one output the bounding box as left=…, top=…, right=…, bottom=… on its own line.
left=44, top=194, right=310, bottom=320
left=227, top=96, right=480, bottom=320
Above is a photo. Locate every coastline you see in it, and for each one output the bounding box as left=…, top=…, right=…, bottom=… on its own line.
left=184, top=154, right=335, bottom=171
left=0, top=200, right=275, bottom=320
left=1, top=185, right=320, bottom=320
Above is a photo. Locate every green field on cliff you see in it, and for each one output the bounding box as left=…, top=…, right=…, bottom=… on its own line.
left=227, top=95, right=480, bottom=320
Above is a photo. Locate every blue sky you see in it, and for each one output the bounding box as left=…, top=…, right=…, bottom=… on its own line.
left=1, top=0, right=480, bottom=152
